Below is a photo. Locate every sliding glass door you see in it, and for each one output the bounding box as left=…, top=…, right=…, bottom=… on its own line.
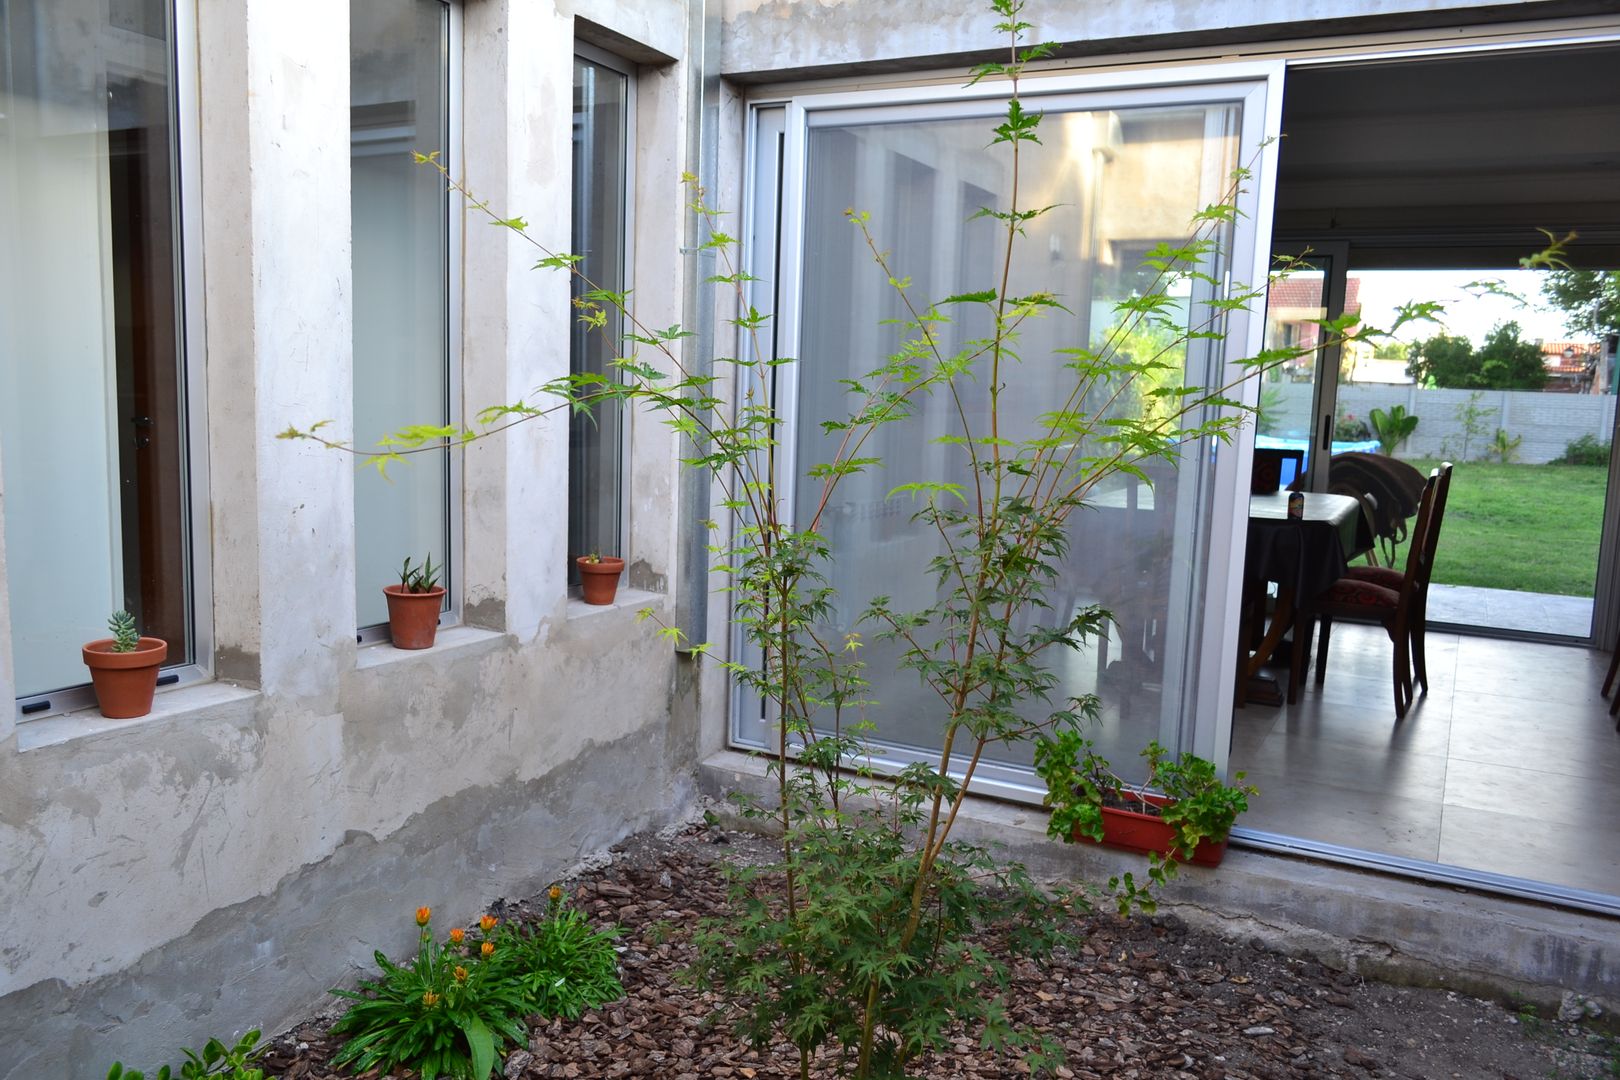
left=735, top=70, right=1280, bottom=792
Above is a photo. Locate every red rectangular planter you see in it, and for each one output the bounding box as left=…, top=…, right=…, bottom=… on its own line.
left=1071, top=791, right=1228, bottom=867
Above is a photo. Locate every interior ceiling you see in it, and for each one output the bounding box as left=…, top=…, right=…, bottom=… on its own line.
left=1272, top=43, right=1620, bottom=269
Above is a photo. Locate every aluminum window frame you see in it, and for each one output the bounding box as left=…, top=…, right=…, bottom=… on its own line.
left=730, top=64, right=1283, bottom=794
left=568, top=41, right=638, bottom=591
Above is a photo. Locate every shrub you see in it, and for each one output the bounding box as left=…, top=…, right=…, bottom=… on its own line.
left=1556, top=433, right=1611, bottom=466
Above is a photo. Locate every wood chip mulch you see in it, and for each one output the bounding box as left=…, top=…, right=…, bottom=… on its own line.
left=264, top=825, right=1616, bottom=1080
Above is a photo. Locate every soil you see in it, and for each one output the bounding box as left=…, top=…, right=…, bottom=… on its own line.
left=265, top=824, right=1617, bottom=1080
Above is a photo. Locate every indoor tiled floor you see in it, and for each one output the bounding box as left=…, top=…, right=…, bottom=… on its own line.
left=1230, top=622, right=1620, bottom=897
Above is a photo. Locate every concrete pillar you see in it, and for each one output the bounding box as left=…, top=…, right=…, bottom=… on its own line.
left=0, top=451, right=14, bottom=749
left=460, top=0, right=575, bottom=638
left=200, top=0, right=355, bottom=701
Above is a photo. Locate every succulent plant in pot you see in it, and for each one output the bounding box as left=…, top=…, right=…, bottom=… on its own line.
left=384, top=554, right=446, bottom=649
left=575, top=551, right=624, bottom=606
left=82, top=610, right=168, bottom=719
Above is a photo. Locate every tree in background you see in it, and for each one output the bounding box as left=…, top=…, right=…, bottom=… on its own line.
left=1405, top=322, right=1546, bottom=390
left=1405, top=332, right=1475, bottom=387
left=1474, top=321, right=1547, bottom=390
left=1540, top=269, right=1620, bottom=337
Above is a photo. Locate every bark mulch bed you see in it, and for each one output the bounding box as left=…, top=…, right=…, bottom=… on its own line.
left=266, top=823, right=1616, bottom=1080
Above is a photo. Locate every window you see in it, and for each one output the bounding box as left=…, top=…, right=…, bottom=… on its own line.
left=351, top=0, right=457, bottom=634
left=1, top=0, right=201, bottom=711
left=569, top=49, right=632, bottom=583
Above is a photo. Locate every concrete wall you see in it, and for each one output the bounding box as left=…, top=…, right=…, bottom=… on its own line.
left=1262, top=381, right=1617, bottom=463
left=720, top=0, right=1599, bottom=82
left=0, top=1, right=700, bottom=1076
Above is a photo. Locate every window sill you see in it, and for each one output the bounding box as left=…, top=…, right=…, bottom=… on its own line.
left=565, top=587, right=663, bottom=621
left=16, top=681, right=261, bottom=753
left=353, top=624, right=508, bottom=671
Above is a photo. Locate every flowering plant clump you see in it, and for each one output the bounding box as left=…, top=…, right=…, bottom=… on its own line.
left=328, top=907, right=527, bottom=1080
left=486, top=886, right=623, bottom=1021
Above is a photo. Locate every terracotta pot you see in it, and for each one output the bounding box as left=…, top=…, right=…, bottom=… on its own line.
left=576, top=556, right=625, bottom=606
left=82, top=637, right=169, bottom=719
left=1073, top=790, right=1228, bottom=867
left=383, top=585, right=446, bottom=649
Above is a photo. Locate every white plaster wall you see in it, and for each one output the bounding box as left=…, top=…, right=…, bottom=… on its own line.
left=0, top=1, right=699, bottom=1075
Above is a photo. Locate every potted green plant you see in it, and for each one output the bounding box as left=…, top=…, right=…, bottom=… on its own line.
left=1035, top=733, right=1257, bottom=871
left=82, top=610, right=167, bottom=719
left=575, top=551, right=624, bottom=606
left=383, top=555, right=445, bottom=649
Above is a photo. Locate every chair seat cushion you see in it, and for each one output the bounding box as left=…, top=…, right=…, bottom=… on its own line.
left=1318, top=577, right=1399, bottom=611
left=1345, top=565, right=1404, bottom=591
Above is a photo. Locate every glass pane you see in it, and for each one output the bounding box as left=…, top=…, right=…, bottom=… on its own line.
left=351, top=0, right=451, bottom=627
left=569, top=57, right=628, bottom=579
left=0, top=0, right=191, bottom=698
left=789, top=103, right=1239, bottom=783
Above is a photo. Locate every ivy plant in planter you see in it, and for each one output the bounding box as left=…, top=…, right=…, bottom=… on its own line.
left=1035, top=732, right=1257, bottom=912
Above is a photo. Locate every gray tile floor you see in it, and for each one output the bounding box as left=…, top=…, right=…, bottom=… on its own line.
left=1230, top=622, right=1620, bottom=897
left=1427, top=583, right=1593, bottom=638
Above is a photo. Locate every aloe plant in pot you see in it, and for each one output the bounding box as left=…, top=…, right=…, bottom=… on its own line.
left=82, top=610, right=168, bottom=719
left=384, top=554, right=445, bottom=649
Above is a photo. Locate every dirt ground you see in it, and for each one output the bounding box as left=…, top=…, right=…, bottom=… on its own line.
left=266, top=824, right=1617, bottom=1079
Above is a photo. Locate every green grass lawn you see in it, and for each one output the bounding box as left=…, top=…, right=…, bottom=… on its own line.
left=1382, top=459, right=1605, bottom=597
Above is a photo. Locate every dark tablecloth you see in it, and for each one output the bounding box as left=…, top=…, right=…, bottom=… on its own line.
left=1245, top=492, right=1371, bottom=599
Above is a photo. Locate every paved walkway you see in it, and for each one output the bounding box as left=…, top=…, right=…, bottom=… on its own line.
left=1427, top=582, right=1593, bottom=637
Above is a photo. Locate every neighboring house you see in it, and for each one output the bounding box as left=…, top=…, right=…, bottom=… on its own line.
left=2, top=1, right=1617, bottom=1076
left=1542, top=340, right=1603, bottom=393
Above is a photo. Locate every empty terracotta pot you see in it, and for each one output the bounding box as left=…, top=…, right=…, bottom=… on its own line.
left=576, top=556, right=625, bottom=605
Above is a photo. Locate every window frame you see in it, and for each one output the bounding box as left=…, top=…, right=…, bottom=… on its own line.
left=352, top=0, right=465, bottom=645
left=568, top=42, right=637, bottom=592
left=11, top=0, right=214, bottom=722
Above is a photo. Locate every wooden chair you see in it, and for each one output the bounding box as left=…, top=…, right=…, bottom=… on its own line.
left=1309, top=467, right=1443, bottom=719
left=1340, top=461, right=1453, bottom=696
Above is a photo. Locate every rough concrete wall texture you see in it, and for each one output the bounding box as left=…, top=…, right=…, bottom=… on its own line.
left=721, top=0, right=1589, bottom=80
left=0, top=0, right=700, bottom=1076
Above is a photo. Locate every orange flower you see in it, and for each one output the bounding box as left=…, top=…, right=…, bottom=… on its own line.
left=421, top=991, right=440, bottom=1008
left=449, top=928, right=465, bottom=945
left=481, top=941, right=495, bottom=958
left=548, top=886, right=563, bottom=902
left=453, top=966, right=468, bottom=982
left=415, top=906, right=432, bottom=927
left=479, top=914, right=498, bottom=932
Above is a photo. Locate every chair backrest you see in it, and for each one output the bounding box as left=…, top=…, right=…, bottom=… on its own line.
left=1414, top=462, right=1454, bottom=592
left=1395, top=469, right=1441, bottom=609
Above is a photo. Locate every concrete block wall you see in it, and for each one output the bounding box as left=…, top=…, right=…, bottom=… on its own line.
left=0, top=1, right=700, bottom=1076
left=1261, top=381, right=1616, bottom=464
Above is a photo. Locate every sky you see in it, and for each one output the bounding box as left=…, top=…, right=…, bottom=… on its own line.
left=1351, top=269, right=1579, bottom=347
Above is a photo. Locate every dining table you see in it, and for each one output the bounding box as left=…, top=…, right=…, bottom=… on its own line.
left=1236, top=490, right=1373, bottom=706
